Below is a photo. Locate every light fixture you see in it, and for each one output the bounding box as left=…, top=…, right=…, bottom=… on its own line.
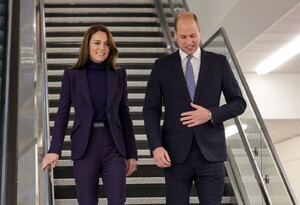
left=256, top=35, right=300, bottom=74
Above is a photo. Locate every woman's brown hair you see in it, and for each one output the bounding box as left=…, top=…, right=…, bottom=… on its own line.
left=72, top=24, right=118, bottom=70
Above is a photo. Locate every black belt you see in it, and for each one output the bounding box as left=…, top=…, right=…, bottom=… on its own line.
left=93, top=122, right=108, bottom=128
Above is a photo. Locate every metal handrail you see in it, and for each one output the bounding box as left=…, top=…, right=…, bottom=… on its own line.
left=181, top=0, right=189, bottom=11
left=221, top=27, right=298, bottom=205
left=153, top=0, right=176, bottom=53
left=202, top=27, right=298, bottom=205
left=38, top=0, right=54, bottom=204
left=168, top=0, right=189, bottom=15
left=234, top=117, right=272, bottom=204
left=1, top=0, right=12, bottom=203
left=167, top=0, right=176, bottom=18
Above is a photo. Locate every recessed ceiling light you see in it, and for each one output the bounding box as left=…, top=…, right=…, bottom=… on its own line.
left=256, top=35, right=300, bottom=74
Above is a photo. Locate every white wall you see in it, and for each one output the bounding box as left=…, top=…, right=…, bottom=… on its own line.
left=245, top=74, right=300, bottom=119
left=275, top=136, right=300, bottom=203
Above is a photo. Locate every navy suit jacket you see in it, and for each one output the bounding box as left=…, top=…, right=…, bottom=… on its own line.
left=143, top=49, right=246, bottom=164
left=48, top=67, right=137, bottom=160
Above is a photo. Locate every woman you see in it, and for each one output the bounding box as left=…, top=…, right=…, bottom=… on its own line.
left=42, top=24, right=138, bottom=205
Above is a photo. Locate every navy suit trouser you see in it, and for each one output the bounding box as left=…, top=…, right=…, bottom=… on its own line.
left=164, top=139, right=225, bottom=205
left=73, top=126, right=126, bottom=205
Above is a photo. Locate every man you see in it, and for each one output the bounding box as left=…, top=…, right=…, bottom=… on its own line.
left=143, top=12, right=246, bottom=205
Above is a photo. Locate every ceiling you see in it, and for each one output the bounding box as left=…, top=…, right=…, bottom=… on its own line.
left=236, top=4, right=300, bottom=144
left=237, top=4, right=300, bottom=74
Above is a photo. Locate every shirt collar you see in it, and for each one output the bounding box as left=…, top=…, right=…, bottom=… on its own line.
left=179, top=46, right=201, bottom=60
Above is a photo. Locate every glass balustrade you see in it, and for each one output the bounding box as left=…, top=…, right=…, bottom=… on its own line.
left=202, top=30, right=294, bottom=205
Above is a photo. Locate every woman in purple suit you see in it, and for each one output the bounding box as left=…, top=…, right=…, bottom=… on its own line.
left=42, top=24, right=138, bottom=205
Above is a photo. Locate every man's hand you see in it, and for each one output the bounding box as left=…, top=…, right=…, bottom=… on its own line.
left=180, top=103, right=212, bottom=127
left=153, top=147, right=171, bottom=168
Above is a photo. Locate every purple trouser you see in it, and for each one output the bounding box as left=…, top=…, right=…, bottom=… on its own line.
left=73, top=125, right=126, bottom=205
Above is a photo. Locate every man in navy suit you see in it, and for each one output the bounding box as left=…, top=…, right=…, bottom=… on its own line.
left=143, top=12, right=246, bottom=205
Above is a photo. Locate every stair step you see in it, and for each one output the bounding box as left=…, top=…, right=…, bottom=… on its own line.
left=47, top=69, right=151, bottom=76
left=50, top=134, right=147, bottom=142
left=55, top=177, right=165, bottom=186
left=46, top=47, right=166, bottom=53
left=48, top=81, right=147, bottom=88
left=45, top=0, right=153, bottom=4
left=49, top=119, right=159, bottom=127
left=45, top=7, right=155, bottom=14
left=48, top=106, right=152, bottom=114
left=46, top=26, right=165, bottom=33
left=61, top=150, right=151, bottom=158
left=48, top=93, right=146, bottom=100
left=46, top=36, right=165, bottom=43
left=57, top=158, right=156, bottom=167
left=45, top=17, right=158, bottom=23
left=47, top=58, right=157, bottom=65
left=54, top=196, right=236, bottom=205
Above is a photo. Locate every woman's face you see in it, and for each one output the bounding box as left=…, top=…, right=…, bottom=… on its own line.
left=88, top=31, right=110, bottom=63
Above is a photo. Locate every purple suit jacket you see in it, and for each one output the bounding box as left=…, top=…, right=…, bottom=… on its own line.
left=143, top=49, right=246, bottom=164
left=48, top=67, right=137, bottom=160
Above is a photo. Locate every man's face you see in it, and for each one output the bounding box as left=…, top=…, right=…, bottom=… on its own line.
left=174, top=19, right=201, bottom=55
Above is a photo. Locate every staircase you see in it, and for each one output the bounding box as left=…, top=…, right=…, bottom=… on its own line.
left=44, top=0, right=239, bottom=204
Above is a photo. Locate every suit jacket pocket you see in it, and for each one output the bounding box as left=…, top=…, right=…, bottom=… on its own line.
left=70, top=118, right=81, bottom=139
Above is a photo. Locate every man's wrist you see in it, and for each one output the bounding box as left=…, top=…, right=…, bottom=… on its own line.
left=209, top=111, right=213, bottom=123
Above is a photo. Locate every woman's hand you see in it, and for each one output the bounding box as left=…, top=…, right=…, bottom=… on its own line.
left=41, top=153, right=59, bottom=170
left=126, top=158, right=138, bottom=176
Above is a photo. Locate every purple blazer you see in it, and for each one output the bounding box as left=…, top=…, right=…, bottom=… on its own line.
left=48, top=67, right=137, bottom=160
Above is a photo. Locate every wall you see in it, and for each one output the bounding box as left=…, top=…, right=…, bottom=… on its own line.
left=245, top=74, right=300, bottom=119
left=275, top=136, right=300, bottom=203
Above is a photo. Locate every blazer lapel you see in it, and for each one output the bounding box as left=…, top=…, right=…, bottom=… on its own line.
left=106, top=69, right=118, bottom=110
left=76, top=69, right=93, bottom=109
left=194, top=49, right=210, bottom=102
left=171, top=51, right=192, bottom=102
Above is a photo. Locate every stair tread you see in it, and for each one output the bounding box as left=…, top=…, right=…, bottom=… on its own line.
left=45, top=8, right=155, bottom=14
left=45, top=0, right=153, bottom=4
left=46, top=26, right=165, bottom=32
left=46, top=47, right=165, bottom=53
left=46, top=17, right=158, bottom=23
left=47, top=58, right=157, bottom=64
left=46, top=36, right=165, bottom=43
left=54, top=196, right=236, bottom=205
left=48, top=69, right=151, bottom=76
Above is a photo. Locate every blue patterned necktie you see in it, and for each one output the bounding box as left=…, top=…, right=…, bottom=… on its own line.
left=186, top=55, right=195, bottom=101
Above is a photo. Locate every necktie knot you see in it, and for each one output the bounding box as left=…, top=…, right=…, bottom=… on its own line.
left=187, top=55, right=193, bottom=61
left=186, top=55, right=195, bottom=101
